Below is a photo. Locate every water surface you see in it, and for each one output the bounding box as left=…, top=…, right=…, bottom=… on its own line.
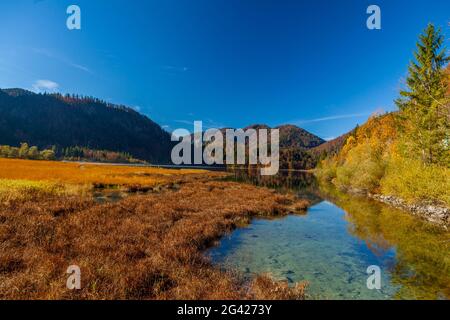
left=210, top=172, right=450, bottom=299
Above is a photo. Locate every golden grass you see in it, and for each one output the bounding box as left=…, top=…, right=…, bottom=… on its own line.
left=0, top=181, right=309, bottom=300
left=381, top=156, right=450, bottom=206
left=0, top=158, right=225, bottom=189
left=0, top=179, right=60, bottom=203
left=0, top=179, right=92, bottom=204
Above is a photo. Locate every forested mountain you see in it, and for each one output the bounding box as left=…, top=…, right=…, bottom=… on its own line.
left=238, top=124, right=325, bottom=150
left=0, top=89, right=172, bottom=163
left=0, top=88, right=330, bottom=168
left=276, top=124, right=325, bottom=169
left=277, top=125, right=325, bottom=149
left=220, top=124, right=325, bottom=170
left=309, top=132, right=352, bottom=161
left=186, top=123, right=325, bottom=169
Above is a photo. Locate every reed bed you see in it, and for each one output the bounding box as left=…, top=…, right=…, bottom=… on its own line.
left=0, top=158, right=223, bottom=186
left=0, top=180, right=308, bottom=300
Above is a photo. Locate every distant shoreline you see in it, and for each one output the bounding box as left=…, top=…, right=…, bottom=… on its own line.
left=62, top=160, right=314, bottom=173
left=61, top=160, right=227, bottom=171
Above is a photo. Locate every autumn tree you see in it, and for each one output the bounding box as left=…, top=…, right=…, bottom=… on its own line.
left=18, top=143, right=29, bottom=158
left=40, top=149, right=56, bottom=160
left=27, top=146, right=40, bottom=159
left=396, top=24, right=449, bottom=166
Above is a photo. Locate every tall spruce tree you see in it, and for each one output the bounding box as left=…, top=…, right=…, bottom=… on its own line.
left=396, top=24, right=449, bottom=166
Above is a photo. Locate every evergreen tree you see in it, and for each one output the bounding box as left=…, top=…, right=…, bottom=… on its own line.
left=395, top=24, right=449, bottom=166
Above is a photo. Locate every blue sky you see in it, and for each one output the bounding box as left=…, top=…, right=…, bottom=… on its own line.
left=0, top=0, right=449, bottom=140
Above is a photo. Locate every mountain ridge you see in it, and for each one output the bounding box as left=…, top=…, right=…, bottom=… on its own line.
left=0, top=88, right=338, bottom=167
left=195, top=123, right=325, bottom=150
left=0, top=88, right=172, bottom=163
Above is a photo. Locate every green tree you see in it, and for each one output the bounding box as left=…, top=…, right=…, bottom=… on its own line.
left=40, top=149, right=56, bottom=160
left=18, top=143, right=30, bottom=158
left=0, top=146, right=9, bottom=158
left=8, top=147, right=19, bottom=158
left=395, top=24, right=450, bottom=166
left=27, top=146, right=40, bottom=159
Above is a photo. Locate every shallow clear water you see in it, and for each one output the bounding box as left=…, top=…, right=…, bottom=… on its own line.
left=210, top=173, right=450, bottom=300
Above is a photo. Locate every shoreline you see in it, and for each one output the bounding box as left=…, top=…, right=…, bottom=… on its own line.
left=314, top=173, right=450, bottom=230
left=369, top=194, right=450, bottom=229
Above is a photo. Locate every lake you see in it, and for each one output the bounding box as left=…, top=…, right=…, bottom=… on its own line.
left=209, top=172, right=450, bottom=300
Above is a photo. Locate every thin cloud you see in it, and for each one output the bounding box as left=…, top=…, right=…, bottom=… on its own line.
left=293, top=112, right=371, bottom=125
left=70, top=63, right=92, bottom=74
left=174, top=120, right=194, bottom=126
left=33, top=48, right=93, bottom=75
left=160, top=65, right=189, bottom=75
left=32, top=80, right=59, bottom=93
left=174, top=119, right=225, bottom=130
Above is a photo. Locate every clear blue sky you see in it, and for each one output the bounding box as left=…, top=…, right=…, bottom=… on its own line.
left=0, top=0, right=449, bottom=140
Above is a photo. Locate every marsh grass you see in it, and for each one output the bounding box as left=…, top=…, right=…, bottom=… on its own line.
left=0, top=179, right=92, bottom=203
left=0, top=158, right=309, bottom=299
left=0, top=158, right=225, bottom=191
left=0, top=180, right=309, bottom=300
left=0, top=179, right=60, bottom=201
